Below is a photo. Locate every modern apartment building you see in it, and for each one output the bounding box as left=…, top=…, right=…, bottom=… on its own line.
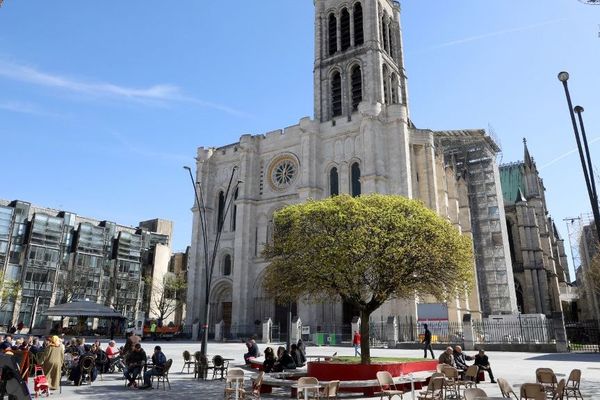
left=0, top=199, right=174, bottom=330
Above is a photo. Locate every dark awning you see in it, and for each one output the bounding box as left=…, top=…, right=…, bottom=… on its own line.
left=42, top=301, right=126, bottom=319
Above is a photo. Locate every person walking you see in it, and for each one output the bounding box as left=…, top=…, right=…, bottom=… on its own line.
left=150, top=320, right=158, bottom=341
left=352, top=331, right=361, bottom=357
left=422, top=324, right=434, bottom=359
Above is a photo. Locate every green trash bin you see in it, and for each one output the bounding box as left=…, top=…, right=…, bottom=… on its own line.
left=315, top=332, right=326, bottom=346
left=327, top=333, right=337, bottom=345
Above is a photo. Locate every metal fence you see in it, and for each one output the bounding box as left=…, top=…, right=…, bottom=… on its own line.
left=565, top=320, right=599, bottom=352
left=397, top=321, right=464, bottom=344
left=473, top=318, right=555, bottom=344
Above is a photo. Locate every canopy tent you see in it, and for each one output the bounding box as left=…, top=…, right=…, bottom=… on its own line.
left=42, top=301, right=125, bottom=319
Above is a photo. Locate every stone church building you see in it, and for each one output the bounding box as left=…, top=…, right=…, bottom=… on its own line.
left=500, top=141, right=570, bottom=316
left=186, top=0, right=520, bottom=336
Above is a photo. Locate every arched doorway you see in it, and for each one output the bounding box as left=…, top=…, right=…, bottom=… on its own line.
left=210, top=280, right=232, bottom=337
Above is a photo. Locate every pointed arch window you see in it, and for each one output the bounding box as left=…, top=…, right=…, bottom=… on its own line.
left=390, top=73, right=399, bottom=104
left=387, top=24, right=394, bottom=58
left=351, top=162, right=361, bottom=197
left=353, top=3, right=364, bottom=46
left=382, top=64, right=389, bottom=104
left=328, top=14, right=338, bottom=56
left=331, top=71, right=342, bottom=117
left=223, top=254, right=232, bottom=276
left=382, top=15, right=389, bottom=53
left=217, top=191, right=225, bottom=230
left=231, top=188, right=239, bottom=231
left=351, top=65, right=362, bottom=111
left=329, top=167, right=339, bottom=196
left=340, top=8, right=351, bottom=51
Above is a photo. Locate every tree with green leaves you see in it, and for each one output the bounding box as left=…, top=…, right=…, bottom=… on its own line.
left=263, top=194, right=474, bottom=364
left=0, top=272, right=20, bottom=314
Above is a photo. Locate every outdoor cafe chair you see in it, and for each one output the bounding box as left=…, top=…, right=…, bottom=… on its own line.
left=181, top=350, right=194, bottom=373
left=194, top=352, right=213, bottom=380
left=552, top=378, right=566, bottom=400
left=321, top=380, right=340, bottom=399
left=224, top=368, right=246, bottom=400
left=441, top=365, right=460, bottom=399
left=78, top=355, right=96, bottom=386
left=237, top=371, right=265, bottom=400
left=296, top=376, right=321, bottom=400
left=520, top=383, right=546, bottom=400
left=212, top=355, right=229, bottom=380
left=376, top=371, right=404, bottom=400
left=459, top=365, right=480, bottom=392
left=464, top=388, right=487, bottom=400
left=497, top=377, right=518, bottom=399
left=417, top=376, right=444, bottom=400
left=152, top=359, right=172, bottom=390
left=564, top=369, right=582, bottom=399
left=536, top=368, right=557, bottom=398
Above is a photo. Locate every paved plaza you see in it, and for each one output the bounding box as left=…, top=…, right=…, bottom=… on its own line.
left=37, top=340, right=599, bottom=399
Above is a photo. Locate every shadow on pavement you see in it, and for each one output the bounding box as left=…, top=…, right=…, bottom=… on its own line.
left=524, top=353, right=600, bottom=363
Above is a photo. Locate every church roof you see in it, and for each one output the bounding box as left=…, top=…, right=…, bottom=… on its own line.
left=499, top=162, right=526, bottom=205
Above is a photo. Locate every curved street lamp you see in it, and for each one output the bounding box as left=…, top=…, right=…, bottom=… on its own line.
left=557, top=71, right=600, bottom=240
left=184, top=165, right=241, bottom=357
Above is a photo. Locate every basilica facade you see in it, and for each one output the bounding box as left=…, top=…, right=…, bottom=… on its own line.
left=186, top=0, right=518, bottom=336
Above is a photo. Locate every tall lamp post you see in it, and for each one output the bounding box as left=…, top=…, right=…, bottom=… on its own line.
left=557, top=71, right=600, bottom=240
left=184, top=165, right=241, bottom=357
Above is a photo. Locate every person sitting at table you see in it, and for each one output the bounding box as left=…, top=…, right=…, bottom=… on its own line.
left=124, top=343, right=146, bottom=388
left=139, top=345, right=167, bottom=389
left=91, top=343, right=109, bottom=373
left=69, top=344, right=99, bottom=385
left=453, top=345, right=473, bottom=372
left=105, top=340, right=120, bottom=359
left=296, top=339, right=307, bottom=364
left=39, top=336, right=63, bottom=391
left=290, top=344, right=305, bottom=368
left=438, top=346, right=455, bottom=367
left=262, top=347, right=276, bottom=373
left=273, top=346, right=296, bottom=372
left=244, top=338, right=260, bottom=365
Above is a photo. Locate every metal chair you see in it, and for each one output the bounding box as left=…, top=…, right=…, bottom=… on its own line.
left=536, top=368, right=558, bottom=398
left=497, top=377, right=519, bottom=399
left=78, top=355, right=96, bottom=386
left=564, top=369, right=582, bottom=399
left=376, top=371, right=404, bottom=400
left=194, top=352, right=213, bottom=380
left=520, top=383, right=546, bottom=400
left=464, top=388, right=487, bottom=400
left=441, top=365, right=460, bottom=399
left=212, top=355, right=229, bottom=380
left=181, top=350, right=194, bottom=373
left=296, top=376, right=321, bottom=400
left=152, top=359, right=172, bottom=390
left=552, top=378, right=566, bottom=400
left=458, top=365, right=479, bottom=393
left=417, top=376, right=444, bottom=400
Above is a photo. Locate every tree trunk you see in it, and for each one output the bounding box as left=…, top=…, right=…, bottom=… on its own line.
left=360, top=308, right=371, bottom=364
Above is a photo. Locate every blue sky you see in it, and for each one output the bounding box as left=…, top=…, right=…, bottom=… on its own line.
left=0, top=1, right=599, bottom=278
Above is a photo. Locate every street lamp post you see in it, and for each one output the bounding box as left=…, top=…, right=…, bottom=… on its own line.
left=557, top=71, right=600, bottom=240
left=184, top=165, right=241, bottom=357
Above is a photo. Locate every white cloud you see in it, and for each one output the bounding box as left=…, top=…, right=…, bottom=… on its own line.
left=0, top=59, right=251, bottom=117
left=0, top=100, right=63, bottom=117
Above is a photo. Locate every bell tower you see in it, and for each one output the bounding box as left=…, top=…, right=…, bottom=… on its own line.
left=313, top=0, right=408, bottom=122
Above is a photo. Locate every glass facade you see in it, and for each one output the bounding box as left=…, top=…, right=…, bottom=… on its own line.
left=0, top=200, right=173, bottom=327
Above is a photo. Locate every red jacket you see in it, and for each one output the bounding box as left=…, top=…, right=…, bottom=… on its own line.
left=352, top=332, right=361, bottom=345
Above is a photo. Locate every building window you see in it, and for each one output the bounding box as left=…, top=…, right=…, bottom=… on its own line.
left=231, top=188, right=238, bottom=231
left=223, top=254, right=232, bottom=276
left=387, top=24, right=394, bottom=58
left=354, top=3, right=364, bottom=46
left=351, top=65, right=362, bottom=111
left=331, top=71, right=342, bottom=117
left=382, top=15, right=389, bottom=53
left=351, top=162, right=361, bottom=197
left=390, top=73, right=399, bottom=104
left=382, top=64, right=389, bottom=104
left=330, top=167, right=339, bottom=196
left=340, top=8, right=351, bottom=51
left=217, top=191, right=225, bottom=230
left=328, top=14, right=337, bottom=56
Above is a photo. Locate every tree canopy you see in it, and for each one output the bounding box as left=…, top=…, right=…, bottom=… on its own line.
left=263, top=194, right=474, bottom=363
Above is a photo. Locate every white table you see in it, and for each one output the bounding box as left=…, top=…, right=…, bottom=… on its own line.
left=291, top=383, right=322, bottom=400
